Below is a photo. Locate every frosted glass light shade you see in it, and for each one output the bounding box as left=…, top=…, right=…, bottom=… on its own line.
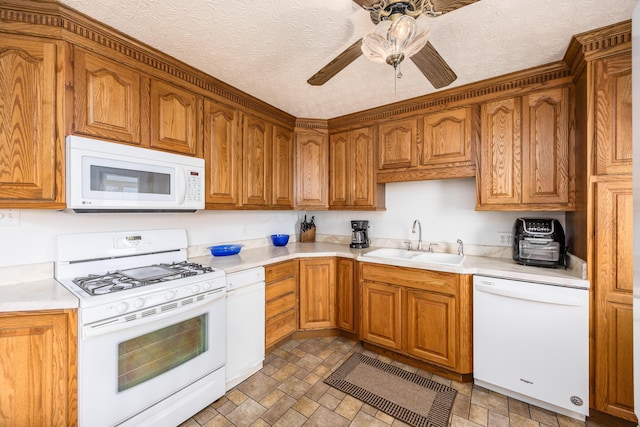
left=361, top=14, right=430, bottom=68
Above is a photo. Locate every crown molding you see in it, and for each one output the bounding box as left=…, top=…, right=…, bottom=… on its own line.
left=563, top=20, right=631, bottom=78
left=328, top=61, right=571, bottom=129
left=0, top=0, right=296, bottom=127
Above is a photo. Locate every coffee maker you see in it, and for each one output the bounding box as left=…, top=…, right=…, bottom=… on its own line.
left=350, top=220, right=370, bottom=249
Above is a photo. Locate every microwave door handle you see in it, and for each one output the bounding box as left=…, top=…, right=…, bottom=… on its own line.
left=177, top=168, right=187, bottom=204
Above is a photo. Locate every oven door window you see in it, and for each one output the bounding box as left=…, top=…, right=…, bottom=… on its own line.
left=118, top=314, right=207, bottom=392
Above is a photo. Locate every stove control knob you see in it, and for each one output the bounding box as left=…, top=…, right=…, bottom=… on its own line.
left=164, top=290, right=176, bottom=301
left=116, top=302, right=129, bottom=313
left=190, top=284, right=201, bottom=294
left=203, top=281, right=213, bottom=291
left=133, top=297, right=145, bottom=309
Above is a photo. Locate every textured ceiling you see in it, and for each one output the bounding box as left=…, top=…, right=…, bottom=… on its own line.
left=57, top=0, right=636, bottom=119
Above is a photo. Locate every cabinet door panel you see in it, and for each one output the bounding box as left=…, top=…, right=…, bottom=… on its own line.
left=203, top=100, right=240, bottom=206
left=73, top=49, right=141, bottom=144
left=378, top=118, right=418, bottom=170
left=0, top=36, right=61, bottom=205
left=0, top=311, right=75, bottom=426
left=522, top=88, right=569, bottom=205
left=422, top=107, right=472, bottom=165
left=406, top=290, right=456, bottom=368
left=299, top=258, right=335, bottom=329
left=351, top=127, right=375, bottom=206
left=336, top=258, right=356, bottom=333
left=150, top=80, right=200, bottom=156
left=478, top=97, right=522, bottom=205
left=594, top=180, right=634, bottom=418
left=361, top=281, right=402, bottom=350
left=295, top=130, right=328, bottom=209
left=594, top=55, right=632, bottom=175
left=329, top=131, right=349, bottom=207
left=242, top=114, right=270, bottom=207
left=272, top=125, right=294, bottom=208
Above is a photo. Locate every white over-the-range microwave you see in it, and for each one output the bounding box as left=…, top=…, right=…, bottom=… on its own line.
left=66, top=135, right=205, bottom=212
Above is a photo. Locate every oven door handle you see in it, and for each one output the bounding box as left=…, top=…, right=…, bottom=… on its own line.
left=83, top=289, right=225, bottom=339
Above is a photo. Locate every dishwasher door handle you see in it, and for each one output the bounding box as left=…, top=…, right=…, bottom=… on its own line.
left=475, top=282, right=585, bottom=307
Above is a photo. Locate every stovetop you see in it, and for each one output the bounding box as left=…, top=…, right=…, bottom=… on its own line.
left=72, top=261, right=215, bottom=296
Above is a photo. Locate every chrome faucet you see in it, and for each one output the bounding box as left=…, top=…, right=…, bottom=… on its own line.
left=412, top=219, right=422, bottom=251
left=457, top=239, right=464, bottom=256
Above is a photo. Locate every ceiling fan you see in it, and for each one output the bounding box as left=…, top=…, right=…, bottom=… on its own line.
left=307, top=0, right=479, bottom=89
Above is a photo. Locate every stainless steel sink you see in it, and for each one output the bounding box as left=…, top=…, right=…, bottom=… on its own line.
left=362, top=248, right=465, bottom=265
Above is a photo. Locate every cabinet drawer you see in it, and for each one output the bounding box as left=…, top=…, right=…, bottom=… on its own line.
left=361, top=263, right=458, bottom=295
left=266, top=293, right=296, bottom=319
left=266, top=260, right=296, bottom=282
left=265, top=309, right=296, bottom=347
left=266, top=276, right=296, bottom=301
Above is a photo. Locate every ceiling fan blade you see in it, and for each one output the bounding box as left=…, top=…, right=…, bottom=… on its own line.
left=431, top=0, right=480, bottom=15
left=410, top=41, right=457, bottom=89
left=307, top=39, right=363, bottom=86
left=352, top=0, right=380, bottom=9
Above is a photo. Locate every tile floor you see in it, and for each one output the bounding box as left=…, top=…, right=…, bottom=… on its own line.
left=178, top=336, right=604, bottom=427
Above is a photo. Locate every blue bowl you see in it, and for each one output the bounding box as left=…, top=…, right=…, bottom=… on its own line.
left=270, top=234, right=289, bottom=246
left=208, top=244, right=243, bottom=256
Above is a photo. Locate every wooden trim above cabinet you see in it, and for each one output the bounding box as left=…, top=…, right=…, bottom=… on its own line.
left=0, top=0, right=296, bottom=128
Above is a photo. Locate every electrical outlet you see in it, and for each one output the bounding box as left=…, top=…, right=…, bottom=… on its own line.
left=0, top=209, right=19, bottom=226
left=497, top=232, right=512, bottom=246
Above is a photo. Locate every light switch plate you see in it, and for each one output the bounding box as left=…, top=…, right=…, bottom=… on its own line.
left=0, top=209, right=20, bottom=226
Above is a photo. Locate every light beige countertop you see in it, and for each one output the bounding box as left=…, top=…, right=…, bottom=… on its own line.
left=0, top=241, right=588, bottom=313
left=0, top=278, right=79, bottom=312
left=193, top=242, right=588, bottom=289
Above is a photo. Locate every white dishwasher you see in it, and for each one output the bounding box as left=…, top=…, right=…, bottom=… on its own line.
left=226, top=267, right=265, bottom=390
left=473, top=275, right=589, bottom=420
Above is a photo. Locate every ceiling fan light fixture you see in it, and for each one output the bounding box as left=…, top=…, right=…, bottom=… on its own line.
left=361, top=14, right=430, bottom=70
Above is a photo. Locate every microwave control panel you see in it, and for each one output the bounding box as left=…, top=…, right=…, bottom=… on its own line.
left=186, top=170, right=203, bottom=202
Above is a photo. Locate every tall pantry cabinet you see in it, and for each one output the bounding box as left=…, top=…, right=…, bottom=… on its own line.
left=564, top=21, right=635, bottom=423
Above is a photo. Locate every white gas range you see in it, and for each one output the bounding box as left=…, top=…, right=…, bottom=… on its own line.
left=55, top=229, right=226, bottom=427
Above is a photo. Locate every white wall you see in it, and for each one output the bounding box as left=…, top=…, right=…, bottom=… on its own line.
left=312, top=178, right=565, bottom=246
left=1, top=177, right=565, bottom=267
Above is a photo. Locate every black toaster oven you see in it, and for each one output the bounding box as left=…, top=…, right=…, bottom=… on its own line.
left=512, top=218, right=566, bottom=268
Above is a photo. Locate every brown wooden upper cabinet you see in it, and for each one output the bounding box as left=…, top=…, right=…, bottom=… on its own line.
left=242, top=113, right=271, bottom=208
left=294, top=128, right=329, bottom=209
left=242, top=115, right=294, bottom=209
left=203, top=99, right=241, bottom=208
left=0, top=34, right=64, bottom=208
left=73, top=48, right=143, bottom=145
left=271, top=125, right=294, bottom=208
left=376, top=109, right=476, bottom=183
left=377, top=117, right=418, bottom=170
left=594, top=54, right=632, bottom=176
left=74, top=48, right=202, bottom=157
left=149, top=79, right=201, bottom=157
left=476, top=86, right=574, bottom=211
left=329, top=127, right=384, bottom=210
left=421, top=106, right=476, bottom=177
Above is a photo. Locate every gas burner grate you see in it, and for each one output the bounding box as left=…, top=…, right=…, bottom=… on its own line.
left=72, top=261, right=215, bottom=296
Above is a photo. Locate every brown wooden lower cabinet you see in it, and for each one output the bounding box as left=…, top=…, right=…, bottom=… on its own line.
left=336, top=258, right=357, bottom=333
left=298, top=257, right=336, bottom=329
left=0, top=309, right=77, bottom=427
left=265, top=260, right=298, bottom=349
left=360, top=262, right=472, bottom=375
